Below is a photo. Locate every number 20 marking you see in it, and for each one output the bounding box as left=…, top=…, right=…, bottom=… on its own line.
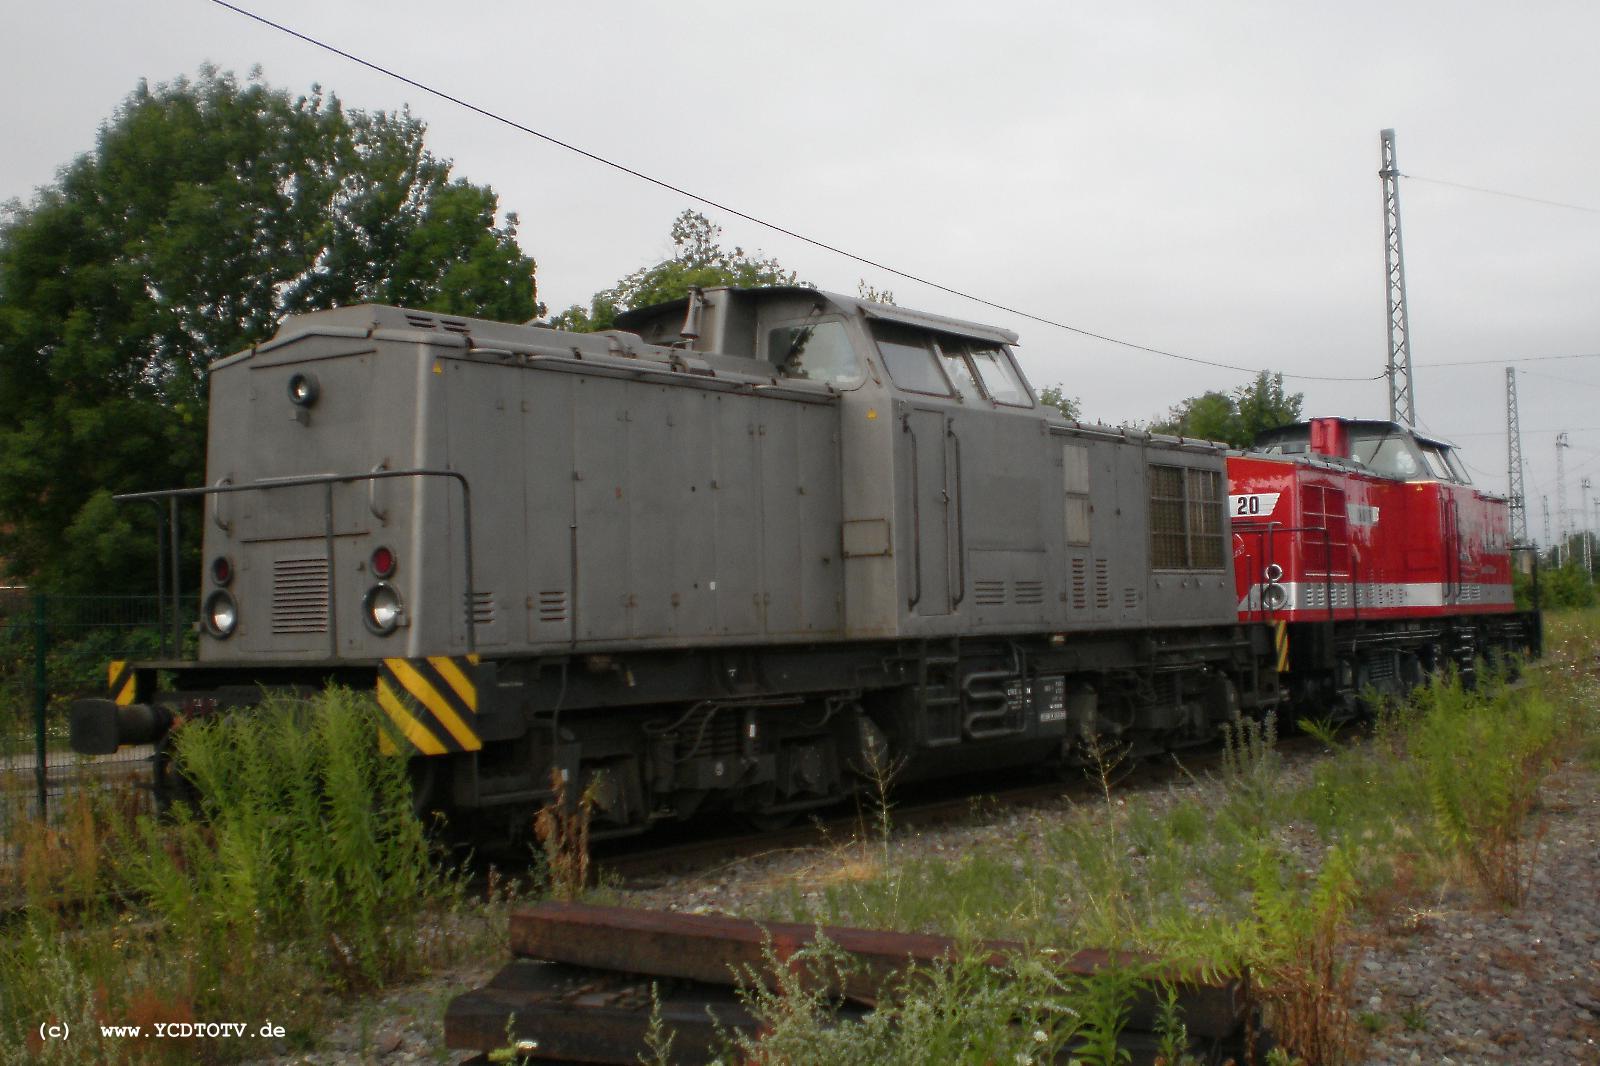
left=1235, top=496, right=1261, bottom=516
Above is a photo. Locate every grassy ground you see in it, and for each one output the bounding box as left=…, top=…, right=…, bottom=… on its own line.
left=5, top=613, right=1593, bottom=1065
left=710, top=612, right=1600, bottom=1065
left=0, top=689, right=515, bottom=1065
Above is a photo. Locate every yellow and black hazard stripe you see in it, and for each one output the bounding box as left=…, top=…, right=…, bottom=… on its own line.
left=376, top=655, right=483, bottom=756
left=1273, top=621, right=1290, bottom=673
left=108, top=660, right=138, bottom=706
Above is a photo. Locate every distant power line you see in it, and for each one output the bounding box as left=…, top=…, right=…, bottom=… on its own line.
left=1402, top=174, right=1600, bottom=215
left=1417, top=353, right=1600, bottom=369
left=204, top=0, right=1384, bottom=385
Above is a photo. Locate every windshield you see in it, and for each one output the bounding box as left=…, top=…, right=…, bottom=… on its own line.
left=967, top=345, right=1033, bottom=406
left=768, top=319, right=865, bottom=388
left=1351, top=429, right=1427, bottom=480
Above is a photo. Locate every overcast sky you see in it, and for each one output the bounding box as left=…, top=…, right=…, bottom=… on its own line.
left=6, top=1, right=1599, bottom=541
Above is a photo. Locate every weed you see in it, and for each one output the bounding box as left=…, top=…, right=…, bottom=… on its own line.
left=1219, top=711, right=1283, bottom=830
left=1243, top=843, right=1361, bottom=1066
left=533, top=769, right=597, bottom=900
left=639, top=983, right=676, bottom=1066
left=1398, top=1004, right=1428, bottom=1032
left=1152, top=984, right=1198, bottom=1065
left=1, top=687, right=462, bottom=1061
left=1411, top=672, right=1557, bottom=905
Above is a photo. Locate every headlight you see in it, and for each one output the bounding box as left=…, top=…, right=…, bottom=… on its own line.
left=287, top=371, right=320, bottom=407
left=363, top=583, right=404, bottom=635
left=203, top=591, right=238, bottom=638
left=1261, top=583, right=1289, bottom=611
left=1262, top=563, right=1284, bottom=583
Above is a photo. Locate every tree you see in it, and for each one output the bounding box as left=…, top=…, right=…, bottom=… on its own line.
left=0, top=67, right=539, bottom=592
left=1038, top=385, right=1083, bottom=421
left=1154, top=371, right=1303, bottom=448
left=553, top=210, right=800, bottom=331
left=856, top=280, right=896, bottom=305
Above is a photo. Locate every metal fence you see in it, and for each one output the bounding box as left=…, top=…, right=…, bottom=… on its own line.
left=0, top=591, right=193, bottom=859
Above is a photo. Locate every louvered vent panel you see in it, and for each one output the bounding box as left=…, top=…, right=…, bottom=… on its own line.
left=439, top=317, right=471, bottom=334
left=1014, top=580, right=1044, bottom=606
left=538, top=590, right=569, bottom=622
left=404, top=313, right=437, bottom=330
left=1071, top=559, right=1088, bottom=609
left=272, top=557, right=328, bottom=634
left=1094, top=559, right=1111, bottom=610
left=974, top=580, right=1006, bottom=606
left=469, top=592, right=495, bottom=625
left=1123, top=587, right=1139, bottom=609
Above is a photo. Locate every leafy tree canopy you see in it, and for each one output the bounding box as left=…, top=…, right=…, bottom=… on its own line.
left=553, top=210, right=799, bottom=331
left=1038, top=385, right=1083, bottom=422
left=0, top=67, right=538, bottom=592
left=1153, top=371, right=1303, bottom=448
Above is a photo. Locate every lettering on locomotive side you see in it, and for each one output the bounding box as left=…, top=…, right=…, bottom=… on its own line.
left=1227, top=492, right=1281, bottom=518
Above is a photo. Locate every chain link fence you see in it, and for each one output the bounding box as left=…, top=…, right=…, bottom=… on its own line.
left=1, top=591, right=194, bottom=865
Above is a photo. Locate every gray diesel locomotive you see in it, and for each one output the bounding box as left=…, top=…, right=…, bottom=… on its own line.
left=75, top=286, right=1278, bottom=836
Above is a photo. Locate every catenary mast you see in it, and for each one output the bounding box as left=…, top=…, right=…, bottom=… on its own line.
left=1505, top=368, right=1528, bottom=545
left=1380, top=129, right=1417, bottom=427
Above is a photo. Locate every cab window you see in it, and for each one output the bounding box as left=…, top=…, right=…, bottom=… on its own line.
left=933, top=339, right=983, bottom=402
left=767, top=319, right=866, bottom=388
left=1351, top=432, right=1424, bottom=479
left=967, top=345, right=1033, bottom=406
left=872, top=323, right=951, bottom=396
left=1419, top=445, right=1453, bottom=481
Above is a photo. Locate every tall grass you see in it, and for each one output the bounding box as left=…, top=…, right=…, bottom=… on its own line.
left=0, top=688, right=462, bottom=1063
left=740, top=618, right=1600, bottom=1065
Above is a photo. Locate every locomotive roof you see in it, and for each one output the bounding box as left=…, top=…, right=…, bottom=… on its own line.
left=614, top=286, right=1022, bottom=347
left=1255, top=418, right=1459, bottom=451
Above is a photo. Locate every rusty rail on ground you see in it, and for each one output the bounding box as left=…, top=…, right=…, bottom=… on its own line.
left=445, top=902, right=1259, bottom=1064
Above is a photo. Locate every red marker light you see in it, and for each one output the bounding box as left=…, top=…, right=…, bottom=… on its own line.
left=211, top=556, right=233, bottom=586
left=371, top=546, right=397, bottom=579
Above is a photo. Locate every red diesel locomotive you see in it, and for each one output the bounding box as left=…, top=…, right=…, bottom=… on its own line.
left=1226, top=417, right=1534, bottom=705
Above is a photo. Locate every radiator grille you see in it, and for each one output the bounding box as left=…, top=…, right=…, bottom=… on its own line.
left=272, top=557, right=329, bottom=634
left=469, top=591, right=495, bottom=625
left=538, top=590, right=569, bottom=622
left=974, top=580, right=1006, bottom=606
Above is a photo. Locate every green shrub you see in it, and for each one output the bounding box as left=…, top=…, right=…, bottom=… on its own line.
left=1409, top=672, right=1558, bottom=905
left=118, top=687, right=448, bottom=987
left=1, top=688, right=461, bottom=1062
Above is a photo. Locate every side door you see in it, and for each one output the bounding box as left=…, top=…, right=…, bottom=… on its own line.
left=902, top=405, right=953, bottom=616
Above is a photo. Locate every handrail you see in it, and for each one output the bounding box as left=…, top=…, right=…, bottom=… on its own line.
left=903, top=414, right=922, bottom=610
left=947, top=424, right=965, bottom=608
left=116, top=468, right=477, bottom=657
left=1237, top=522, right=1339, bottom=621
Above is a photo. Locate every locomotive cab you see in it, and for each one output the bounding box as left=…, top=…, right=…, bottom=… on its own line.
left=1254, top=418, right=1472, bottom=484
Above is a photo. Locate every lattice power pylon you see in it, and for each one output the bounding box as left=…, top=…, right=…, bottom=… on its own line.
left=1506, top=368, right=1528, bottom=545
left=1557, top=432, right=1572, bottom=564
left=1543, top=495, right=1553, bottom=554
left=1585, top=477, right=1594, bottom=576
left=1380, top=129, right=1417, bottom=427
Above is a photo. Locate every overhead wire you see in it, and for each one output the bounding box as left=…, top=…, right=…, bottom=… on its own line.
left=1401, top=174, right=1600, bottom=215
left=205, top=0, right=1383, bottom=385
left=1417, top=352, right=1600, bottom=369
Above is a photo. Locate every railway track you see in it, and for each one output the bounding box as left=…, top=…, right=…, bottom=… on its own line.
left=593, top=730, right=1331, bottom=885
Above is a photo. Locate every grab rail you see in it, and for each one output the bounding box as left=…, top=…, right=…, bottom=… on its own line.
left=116, top=468, right=477, bottom=659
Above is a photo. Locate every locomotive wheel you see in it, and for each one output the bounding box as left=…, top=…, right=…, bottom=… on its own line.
left=150, top=734, right=199, bottom=814
left=744, top=810, right=798, bottom=832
